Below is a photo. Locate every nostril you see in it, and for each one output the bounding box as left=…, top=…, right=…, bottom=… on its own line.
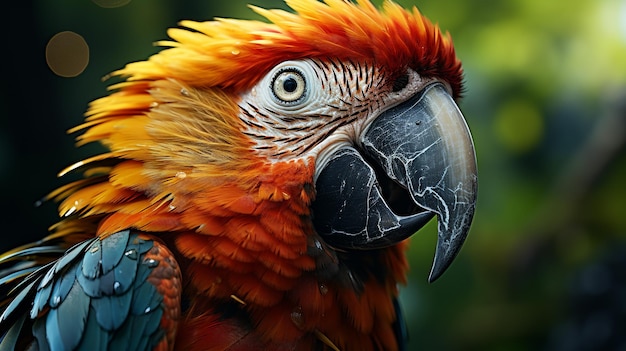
left=391, top=72, right=409, bottom=92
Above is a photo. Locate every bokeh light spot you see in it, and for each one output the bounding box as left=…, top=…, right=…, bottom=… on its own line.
left=45, top=31, right=89, bottom=78
left=92, top=0, right=132, bottom=8
left=494, top=99, right=544, bottom=154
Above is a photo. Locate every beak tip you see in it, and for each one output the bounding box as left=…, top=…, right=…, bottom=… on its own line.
left=427, top=211, right=475, bottom=283
left=427, top=247, right=449, bottom=283
left=427, top=272, right=439, bottom=284
left=428, top=256, right=450, bottom=283
left=427, top=272, right=440, bottom=284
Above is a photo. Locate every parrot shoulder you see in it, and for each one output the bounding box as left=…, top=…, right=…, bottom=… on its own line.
left=0, top=230, right=181, bottom=351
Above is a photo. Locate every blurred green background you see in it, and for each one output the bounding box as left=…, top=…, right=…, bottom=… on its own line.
left=2, top=0, right=625, bottom=350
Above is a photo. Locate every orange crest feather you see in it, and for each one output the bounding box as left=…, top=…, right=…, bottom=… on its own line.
left=115, top=0, right=462, bottom=96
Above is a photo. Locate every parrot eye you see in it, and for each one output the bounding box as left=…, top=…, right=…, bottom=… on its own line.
left=271, top=68, right=307, bottom=104
left=254, top=60, right=317, bottom=112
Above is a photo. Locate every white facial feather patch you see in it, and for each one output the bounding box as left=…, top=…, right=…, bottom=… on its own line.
left=237, top=59, right=435, bottom=166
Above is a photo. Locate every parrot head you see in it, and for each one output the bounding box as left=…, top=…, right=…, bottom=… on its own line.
left=47, top=0, right=477, bottom=348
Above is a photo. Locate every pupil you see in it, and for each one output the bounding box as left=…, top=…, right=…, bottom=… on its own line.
left=283, top=77, right=298, bottom=93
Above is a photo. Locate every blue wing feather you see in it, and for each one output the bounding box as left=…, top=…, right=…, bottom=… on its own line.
left=99, top=231, right=129, bottom=274
left=108, top=308, right=164, bottom=351
left=0, top=280, right=38, bottom=323
left=0, top=268, right=37, bottom=293
left=31, top=280, right=53, bottom=318
left=91, top=292, right=133, bottom=331
left=78, top=309, right=109, bottom=351
left=0, top=230, right=180, bottom=350
left=131, top=279, right=161, bottom=315
left=48, top=267, right=76, bottom=309
left=32, top=318, right=49, bottom=351
left=110, top=250, right=140, bottom=294
left=54, top=241, right=93, bottom=275
left=81, top=240, right=102, bottom=280
left=45, top=279, right=90, bottom=350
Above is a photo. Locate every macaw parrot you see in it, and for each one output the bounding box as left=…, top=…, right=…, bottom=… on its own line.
left=0, top=0, right=477, bottom=350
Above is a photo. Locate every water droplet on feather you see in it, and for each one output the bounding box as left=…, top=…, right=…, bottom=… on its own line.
left=124, top=249, right=138, bottom=259
left=145, top=259, right=159, bottom=268
left=113, top=281, right=122, bottom=293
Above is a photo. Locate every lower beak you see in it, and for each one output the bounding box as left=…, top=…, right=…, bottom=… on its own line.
left=313, top=83, right=478, bottom=282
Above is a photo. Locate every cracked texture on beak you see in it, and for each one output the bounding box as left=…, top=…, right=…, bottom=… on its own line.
left=313, top=83, right=477, bottom=282
left=361, top=83, right=477, bottom=281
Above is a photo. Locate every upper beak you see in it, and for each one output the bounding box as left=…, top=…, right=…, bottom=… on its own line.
left=312, top=83, right=478, bottom=282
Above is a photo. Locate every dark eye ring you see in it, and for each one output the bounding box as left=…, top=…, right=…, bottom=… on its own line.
left=272, top=68, right=306, bottom=103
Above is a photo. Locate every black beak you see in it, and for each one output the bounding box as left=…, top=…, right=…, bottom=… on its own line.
left=312, top=83, right=478, bottom=282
